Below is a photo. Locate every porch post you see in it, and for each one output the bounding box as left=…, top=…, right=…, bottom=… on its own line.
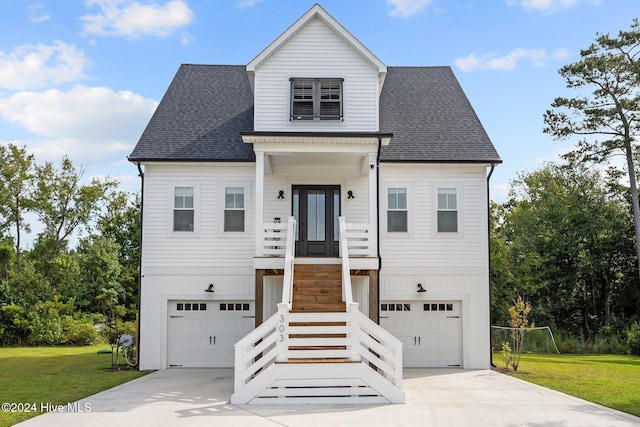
left=368, top=152, right=378, bottom=257
left=255, top=151, right=265, bottom=256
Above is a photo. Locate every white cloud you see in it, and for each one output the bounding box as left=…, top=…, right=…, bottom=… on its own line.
left=455, top=48, right=570, bottom=72
left=0, top=41, right=88, bottom=90
left=236, top=0, right=263, bottom=8
left=81, top=0, right=194, bottom=38
left=520, top=0, right=578, bottom=13
left=29, top=2, right=53, bottom=23
left=387, top=0, right=433, bottom=17
left=0, top=85, right=158, bottom=163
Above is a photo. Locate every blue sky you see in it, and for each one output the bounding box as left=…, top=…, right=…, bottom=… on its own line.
left=0, top=0, right=638, bottom=207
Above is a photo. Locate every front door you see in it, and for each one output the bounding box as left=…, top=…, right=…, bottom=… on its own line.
left=293, top=185, right=340, bottom=257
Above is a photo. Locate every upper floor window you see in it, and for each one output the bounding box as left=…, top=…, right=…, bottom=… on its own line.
left=224, top=187, right=245, bottom=232
left=174, top=186, right=194, bottom=232
left=437, top=188, right=458, bottom=233
left=290, top=78, right=343, bottom=121
left=387, top=188, right=408, bottom=232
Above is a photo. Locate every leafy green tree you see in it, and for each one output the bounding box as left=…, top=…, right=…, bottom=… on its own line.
left=499, top=163, right=635, bottom=340
left=77, top=236, right=123, bottom=314
left=96, top=192, right=140, bottom=310
left=33, top=157, right=118, bottom=269
left=543, top=18, right=640, bottom=277
left=0, top=144, right=36, bottom=273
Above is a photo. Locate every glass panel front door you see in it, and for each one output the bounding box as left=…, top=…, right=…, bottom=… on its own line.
left=293, top=185, right=340, bottom=257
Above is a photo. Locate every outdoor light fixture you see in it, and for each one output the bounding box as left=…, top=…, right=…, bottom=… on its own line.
left=205, top=283, right=215, bottom=293
left=278, top=190, right=285, bottom=199
left=347, top=190, right=355, bottom=199
left=417, top=283, right=426, bottom=293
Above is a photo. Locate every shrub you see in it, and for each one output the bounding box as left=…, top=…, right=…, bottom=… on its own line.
left=62, top=315, right=102, bottom=345
left=501, top=342, right=512, bottom=369
left=593, top=326, right=628, bottom=354
left=627, top=322, right=640, bottom=356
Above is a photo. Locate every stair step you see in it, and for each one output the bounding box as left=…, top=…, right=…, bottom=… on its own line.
left=289, top=321, right=346, bottom=326
left=294, top=264, right=341, bottom=272
left=278, top=358, right=352, bottom=364
left=288, top=346, right=347, bottom=351
left=291, top=302, right=346, bottom=312
left=293, top=280, right=341, bottom=286
left=293, top=295, right=342, bottom=303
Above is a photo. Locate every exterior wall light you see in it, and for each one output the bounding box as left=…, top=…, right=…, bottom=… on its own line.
left=417, top=283, right=426, bottom=293
left=205, top=283, right=215, bottom=293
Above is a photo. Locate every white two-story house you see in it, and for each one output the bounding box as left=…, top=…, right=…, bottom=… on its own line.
left=129, top=4, right=501, bottom=404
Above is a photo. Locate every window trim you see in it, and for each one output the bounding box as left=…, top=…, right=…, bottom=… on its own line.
left=290, top=78, right=344, bottom=121
left=433, top=185, right=463, bottom=236
left=168, top=183, right=200, bottom=238
left=384, top=185, right=410, bottom=234
left=218, top=182, right=251, bottom=238
left=224, top=186, right=246, bottom=233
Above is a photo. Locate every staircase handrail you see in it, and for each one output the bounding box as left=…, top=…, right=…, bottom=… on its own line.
left=281, top=216, right=296, bottom=308
left=338, top=217, right=354, bottom=306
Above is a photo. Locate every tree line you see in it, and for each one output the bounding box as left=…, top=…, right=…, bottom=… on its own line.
left=0, top=144, right=139, bottom=345
left=492, top=18, right=640, bottom=354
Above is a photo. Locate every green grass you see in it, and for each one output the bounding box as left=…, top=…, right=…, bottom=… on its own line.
left=0, top=346, right=147, bottom=427
left=498, top=353, right=640, bottom=417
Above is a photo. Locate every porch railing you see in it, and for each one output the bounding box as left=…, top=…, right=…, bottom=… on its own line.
left=281, top=217, right=296, bottom=309
left=338, top=217, right=354, bottom=306
left=256, top=220, right=374, bottom=258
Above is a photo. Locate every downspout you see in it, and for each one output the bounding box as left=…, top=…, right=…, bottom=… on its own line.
left=136, top=161, right=144, bottom=370
left=486, top=162, right=496, bottom=368
left=376, top=136, right=383, bottom=324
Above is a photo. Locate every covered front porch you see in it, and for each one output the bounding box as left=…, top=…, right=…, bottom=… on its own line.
left=243, top=132, right=392, bottom=324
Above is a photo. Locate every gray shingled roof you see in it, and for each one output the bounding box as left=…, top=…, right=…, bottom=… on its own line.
left=129, top=64, right=255, bottom=162
left=380, top=66, right=500, bottom=163
left=128, top=64, right=501, bottom=164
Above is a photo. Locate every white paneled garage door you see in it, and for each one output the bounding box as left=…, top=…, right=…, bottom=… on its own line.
left=168, top=301, right=254, bottom=368
left=380, top=301, right=462, bottom=368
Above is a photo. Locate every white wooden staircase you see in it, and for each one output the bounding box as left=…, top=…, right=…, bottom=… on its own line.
left=231, top=217, right=405, bottom=404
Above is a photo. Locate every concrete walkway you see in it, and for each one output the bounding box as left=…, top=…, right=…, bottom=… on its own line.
left=17, top=368, right=640, bottom=427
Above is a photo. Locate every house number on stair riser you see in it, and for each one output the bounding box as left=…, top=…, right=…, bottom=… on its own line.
left=279, top=315, right=285, bottom=342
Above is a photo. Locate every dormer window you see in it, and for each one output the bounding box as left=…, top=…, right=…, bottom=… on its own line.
left=290, top=78, right=343, bottom=121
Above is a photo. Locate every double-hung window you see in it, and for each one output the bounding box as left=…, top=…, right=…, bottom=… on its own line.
left=173, top=187, right=194, bottom=232
left=437, top=188, right=458, bottom=233
left=387, top=188, right=408, bottom=232
left=224, top=187, right=245, bottom=232
left=290, top=78, right=343, bottom=121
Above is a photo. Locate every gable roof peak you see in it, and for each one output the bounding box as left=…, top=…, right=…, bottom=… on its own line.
left=246, top=3, right=386, bottom=74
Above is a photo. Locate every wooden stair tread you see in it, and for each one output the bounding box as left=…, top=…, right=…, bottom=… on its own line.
left=278, top=358, right=353, bottom=364
left=288, top=346, right=347, bottom=350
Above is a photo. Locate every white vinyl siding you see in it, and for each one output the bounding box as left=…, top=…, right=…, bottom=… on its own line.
left=379, top=164, right=487, bottom=271
left=142, top=164, right=255, bottom=272
left=252, top=17, right=380, bottom=132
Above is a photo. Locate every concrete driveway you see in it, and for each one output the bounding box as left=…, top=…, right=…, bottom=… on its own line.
left=17, top=368, right=640, bottom=427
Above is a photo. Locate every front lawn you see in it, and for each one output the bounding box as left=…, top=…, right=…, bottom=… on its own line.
left=497, top=353, right=640, bottom=417
left=0, top=346, right=147, bottom=427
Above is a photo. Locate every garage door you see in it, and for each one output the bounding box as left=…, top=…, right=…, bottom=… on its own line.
left=168, top=301, right=254, bottom=368
left=380, top=301, right=462, bottom=368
